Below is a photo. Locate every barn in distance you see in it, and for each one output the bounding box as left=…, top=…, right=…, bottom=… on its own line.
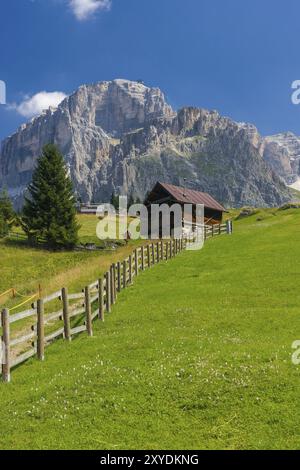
left=144, top=182, right=226, bottom=238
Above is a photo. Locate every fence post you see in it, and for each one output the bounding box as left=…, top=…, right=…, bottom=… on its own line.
left=160, top=240, right=163, bottom=260
left=1, top=309, right=10, bottom=383
left=110, top=265, right=115, bottom=305
left=147, top=245, right=151, bottom=268
left=105, top=271, right=111, bottom=313
left=134, top=249, right=139, bottom=276
left=123, top=261, right=127, bottom=289
left=156, top=243, right=160, bottom=263
left=170, top=239, right=173, bottom=258
left=141, top=247, right=145, bottom=271
left=129, top=255, right=132, bottom=284
left=226, top=220, right=233, bottom=235
left=114, top=264, right=117, bottom=300
left=113, top=264, right=117, bottom=301
left=152, top=243, right=155, bottom=265
left=37, top=299, right=45, bottom=361
left=117, top=262, right=121, bottom=292
left=62, top=287, right=71, bottom=342
left=84, top=286, right=93, bottom=337
left=98, top=279, right=104, bottom=321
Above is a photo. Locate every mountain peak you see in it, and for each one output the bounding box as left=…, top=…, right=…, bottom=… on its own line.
left=67, top=79, right=174, bottom=137
left=264, top=132, right=300, bottom=185
left=0, top=79, right=292, bottom=209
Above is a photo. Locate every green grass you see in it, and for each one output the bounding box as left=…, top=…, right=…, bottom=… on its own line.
left=1, top=208, right=300, bottom=449
left=0, top=214, right=141, bottom=310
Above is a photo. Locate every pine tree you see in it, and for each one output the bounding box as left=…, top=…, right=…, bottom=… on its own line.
left=21, top=144, right=80, bottom=249
left=0, top=214, right=6, bottom=238
left=0, top=189, right=15, bottom=238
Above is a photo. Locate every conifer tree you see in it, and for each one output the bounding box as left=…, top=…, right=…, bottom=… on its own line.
left=22, top=144, right=80, bottom=249
left=0, top=189, right=15, bottom=238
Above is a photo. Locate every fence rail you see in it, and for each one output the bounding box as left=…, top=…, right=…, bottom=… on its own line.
left=1, top=222, right=231, bottom=382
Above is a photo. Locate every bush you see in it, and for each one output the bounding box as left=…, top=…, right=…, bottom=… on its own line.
left=235, top=207, right=259, bottom=220
left=278, top=203, right=300, bottom=211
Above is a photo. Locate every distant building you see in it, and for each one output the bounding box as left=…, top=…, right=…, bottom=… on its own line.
left=78, top=204, right=100, bottom=214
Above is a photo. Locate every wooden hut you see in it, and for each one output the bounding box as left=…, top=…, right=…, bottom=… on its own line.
left=144, top=182, right=226, bottom=237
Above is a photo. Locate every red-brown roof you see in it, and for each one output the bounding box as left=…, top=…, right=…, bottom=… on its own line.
left=158, top=182, right=225, bottom=212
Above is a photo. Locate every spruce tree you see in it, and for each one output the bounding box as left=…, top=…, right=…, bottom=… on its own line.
left=0, top=189, right=15, bottom=238
left=0, top=214, right=5, bottom=238
left=22, top=144, right=80, bottom=249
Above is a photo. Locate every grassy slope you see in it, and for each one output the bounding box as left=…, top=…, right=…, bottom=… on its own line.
left=0, top=215, right=140, bottom=309
left=1, top=209, right=300, bottom=449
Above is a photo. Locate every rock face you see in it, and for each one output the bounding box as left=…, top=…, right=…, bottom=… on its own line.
left=0, top=79, right=292, bottom=208
left=93, top=79, right=174, bottom=136
left=263, top=132, right=300, bottom=187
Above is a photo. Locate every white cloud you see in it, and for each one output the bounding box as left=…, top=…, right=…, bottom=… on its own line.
left=69, top=0, right=111, bottom=20
left=13, top=91, right=67, bottom=118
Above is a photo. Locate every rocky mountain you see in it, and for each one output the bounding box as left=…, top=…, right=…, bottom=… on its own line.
left=0, top=79, right=292, bottom=208
left=263, top=132, right=300, bottom=189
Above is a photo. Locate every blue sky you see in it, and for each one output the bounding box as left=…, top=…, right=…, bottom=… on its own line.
left=1, top=0, right=300, bottom=141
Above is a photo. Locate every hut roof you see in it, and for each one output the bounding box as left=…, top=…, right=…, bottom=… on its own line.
left=156, top=182, right=225, bottom=212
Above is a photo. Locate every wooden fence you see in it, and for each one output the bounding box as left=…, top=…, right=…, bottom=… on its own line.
left=1, top=223, right=231, bottom=382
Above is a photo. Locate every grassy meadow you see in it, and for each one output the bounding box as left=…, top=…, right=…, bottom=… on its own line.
left=1, top=207, right=300, bottom=449
left=0, top=214, right=141, bottom=310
